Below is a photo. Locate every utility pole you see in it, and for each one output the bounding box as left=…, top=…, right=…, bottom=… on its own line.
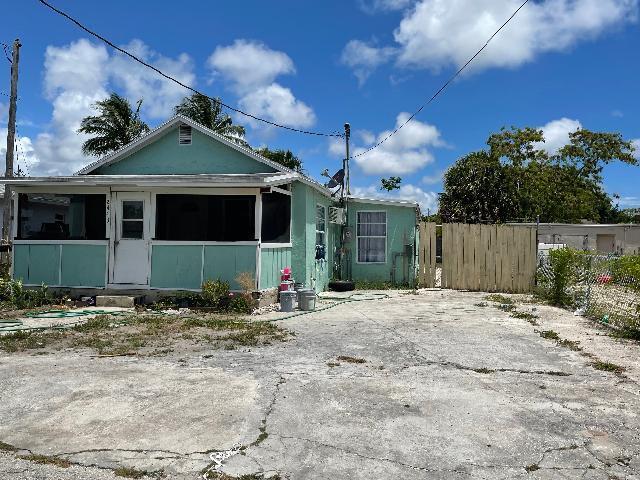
left=343, top=122, right=351, bottom=197
left=3, top=38, right=20, bottom=242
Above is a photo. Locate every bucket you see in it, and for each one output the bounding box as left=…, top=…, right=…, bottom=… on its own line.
left=299, top=290, right=316, bottom=311
left=280, top=290, right=297, bottom=312
left=297, top=288, right=313, bottom=303
left=280, top=280, right=293, bottom=292
left=294, top=282, right=305, bottom=292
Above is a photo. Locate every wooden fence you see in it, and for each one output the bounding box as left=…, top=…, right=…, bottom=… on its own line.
left=417, top=222, right=437, bottom=287
left=418, top=223, right=537, bottom=293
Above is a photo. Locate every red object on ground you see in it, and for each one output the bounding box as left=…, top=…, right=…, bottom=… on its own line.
left=596, top=274, right=612, bottom=284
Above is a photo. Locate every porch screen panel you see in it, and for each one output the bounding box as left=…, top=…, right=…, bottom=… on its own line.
left=17, top=193, right=106, bottom=240
left=155, top=194, right=255, bottom=241
left=261, top=192, right=291, bottom=243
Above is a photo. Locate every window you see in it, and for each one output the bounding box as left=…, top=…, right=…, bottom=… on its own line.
left=357, top=211, right=387, bottom=263
left=178, top=125, right=192, bottom=145
left=17, top=193, right=106, bottom=240
left=121, top=201, right=144, bottom=239
left=315, top=205, right=326, bottom=246
left=261, top=192, right=291, bottom=243
left=155, top=195, right=255, bottom=241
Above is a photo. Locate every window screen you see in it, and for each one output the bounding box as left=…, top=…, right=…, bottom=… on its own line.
left=155, top=195, right=255, bottom=241
left=357, top=211, right=387, bottom=263
left=17, top=193, right=106, bottom=240
left=261, top=192, right=291, bottom=243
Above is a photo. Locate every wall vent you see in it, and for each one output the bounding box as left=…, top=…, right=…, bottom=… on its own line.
left=329, top=207, right=346, bottom=225
left=178, top=125, right=192, bottom=145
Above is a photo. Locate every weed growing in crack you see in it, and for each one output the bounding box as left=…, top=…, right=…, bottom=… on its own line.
left=336, top=355, right=366, bottom=364
left=591, top=361, right=625, bottom=374
left=525, top=464, right=540, bottom=472
left=326, top=362, right=340, bottom=367
left=0, top=441, right=17, bottom=452
left=557, top=339, right=582, bottom=351
left=114, top=466, right=150, bottom=479
left=511, top=311, right=539, bottom=321
left=473, top=367, right=495, bottom=374
left=538, top=330, right=560, bottom=340
left=17, top=454, right=71, bottom=468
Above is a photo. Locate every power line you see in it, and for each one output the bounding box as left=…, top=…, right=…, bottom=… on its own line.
left=353, top=0, right=531, bottom=159
left=37, top=0, right=343, bottom=138
left=1, top=42, right=11, bottom=64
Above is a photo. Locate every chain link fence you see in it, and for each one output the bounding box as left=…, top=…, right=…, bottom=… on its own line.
left=537, top=251, right=640, bottom=332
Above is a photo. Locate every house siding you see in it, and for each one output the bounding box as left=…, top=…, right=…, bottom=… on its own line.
left=347, top=202, right=417, bottom=284
left=260, top=247, right=292, bottom=289
left=13, top=243, right=107, bottom=287
left=95, top=128, right=278, bottom=175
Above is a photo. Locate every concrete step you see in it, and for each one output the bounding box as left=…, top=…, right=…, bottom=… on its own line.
left=95, top=296, right=136, bottom=308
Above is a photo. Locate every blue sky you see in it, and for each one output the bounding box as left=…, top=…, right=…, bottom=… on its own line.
left=1, top=0, right=639, bottom=212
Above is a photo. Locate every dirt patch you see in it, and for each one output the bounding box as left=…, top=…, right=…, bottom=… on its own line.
left=0, top=313, right=291, bottom=356
left=336, top=355, right=366, bottom=364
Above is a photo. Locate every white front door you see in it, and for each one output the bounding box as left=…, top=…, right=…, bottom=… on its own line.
left=111, top=192, right=151, bottom=285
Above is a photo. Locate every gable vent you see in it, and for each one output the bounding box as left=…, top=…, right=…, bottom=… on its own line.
left=178, top=125, right=192, bottom=145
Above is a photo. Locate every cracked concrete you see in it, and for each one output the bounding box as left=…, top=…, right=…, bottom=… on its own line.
left=0, top=289, right=639, bottom=479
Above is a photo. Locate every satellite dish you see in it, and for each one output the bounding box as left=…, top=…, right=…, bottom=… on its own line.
left=326, top=168, right=345, bottom=189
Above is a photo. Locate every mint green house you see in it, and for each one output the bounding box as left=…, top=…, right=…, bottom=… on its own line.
left=5, top=116, right=418, bottom=297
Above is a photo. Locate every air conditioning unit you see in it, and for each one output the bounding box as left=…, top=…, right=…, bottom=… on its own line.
left=329, top=206, right=346, bottom=225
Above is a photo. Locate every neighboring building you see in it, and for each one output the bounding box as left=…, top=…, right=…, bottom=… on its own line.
left=2, top=116, right=418, bottom=297
left=511, top=223, right=640, bottom=255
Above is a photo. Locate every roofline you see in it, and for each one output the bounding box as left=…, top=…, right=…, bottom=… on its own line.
left=1, top=173, right=298, bottom=188
left=75, top=115, right=294, bottom=175
left=347, top=196, right=419, bottom=208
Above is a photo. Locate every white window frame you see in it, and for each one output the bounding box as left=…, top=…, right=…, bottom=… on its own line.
left=315, top=204, right=326, bottom=247
left=356, top=210, right=387, bottom=264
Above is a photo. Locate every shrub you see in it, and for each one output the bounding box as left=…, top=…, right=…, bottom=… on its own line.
left=227, top=293, right=254, bottom=314
left=201, top=279, right=230, bottom=309
left=0, top=278, right=54, bottom=309
left=536, top=248, right=586, bottom=307
left=609, top=255, right=640, bottom=292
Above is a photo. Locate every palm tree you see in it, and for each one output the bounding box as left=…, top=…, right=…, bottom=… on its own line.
left=78, top=93, right=150, bottom=157
left=174, top=93, right=248, bottom=147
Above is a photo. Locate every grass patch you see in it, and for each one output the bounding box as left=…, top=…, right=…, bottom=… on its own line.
left=538, top=330, right=560, bottom=340
left=525, top=464, right=540, bottom=473
left=485, top=294, right=514, bottom=305
left=355, top=280, right=411, bottom=290
left=591, top=361, right=625, bottom=374
left=327, top=362, right=340, bottom=367
left=510, top=311, right=539, bottom=321
left=205, top=473, right=281, bottom=480
left=336, top=355, right=366, bottom=364
left=251, top=426, right=269, bottom=446
left=0, top=313, right=290, bottom=355
left=114, top=466, right=149, bottom=478
left=18, top=453, right=72, bottom=468
left=610, top=328, right=640, bottom=342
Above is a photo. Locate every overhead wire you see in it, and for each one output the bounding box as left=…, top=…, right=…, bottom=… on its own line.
left=352, top=0, right=531, bottom=159
left=36, top=0, right=343, bottom=138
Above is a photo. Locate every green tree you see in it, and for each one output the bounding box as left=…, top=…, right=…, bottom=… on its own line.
left=256, top=147, right=303, bottom=172
left=380, top=176, right=402, bottom=191
left=439, top=127, right=637, bottom=224
left=78, top=93, right=149, bottom=156
left=174, top=93, right=248, bottom=147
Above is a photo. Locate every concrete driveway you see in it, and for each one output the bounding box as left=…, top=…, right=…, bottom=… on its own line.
left=0, top=290, right=638, bottom=479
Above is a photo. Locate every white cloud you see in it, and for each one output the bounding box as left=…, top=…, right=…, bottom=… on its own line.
left=208, top=40, right=294, bottom=94
left=109, top=39, right=195, bottom=119
left=537, top=117, right=582, bottom=154
left=632, top=139, right=640, bottom=159
left=239, top=83, right=315, bottom=128
left=359, top=0, right=413, bottom=13
left=352, top=183, right=438, bottom=212
left=207, top=40, right=314, bottom=130
left=28, top=38, right=196, bottom=176
left=340, top=40, right=396, bottom=84
left=421, top=169, right=444, bottom=185
left=350, top=112, right=444, bottom=175
left=618, top=196, right=640, bottom=207
left=344, top=0, right=637, bottom=81
left=0, top=128, right=39, bottom=176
